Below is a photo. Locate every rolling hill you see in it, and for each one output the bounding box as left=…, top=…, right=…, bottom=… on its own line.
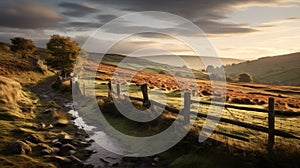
left=224, top=52, right=300, bottom=86
left=143, top=55, right=244, bottom=70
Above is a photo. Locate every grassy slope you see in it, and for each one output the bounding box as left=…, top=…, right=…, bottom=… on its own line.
left=0, top=42, right=78, bottom=168
left=143, top=55, right=244, bottom=70
left=224, top=52, right=300, bottom=85
left=87, top=53, right=209, bottom=80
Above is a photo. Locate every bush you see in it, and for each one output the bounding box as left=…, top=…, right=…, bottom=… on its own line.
left=47, top=35, right=80, bottom=74
left=238, top=73, right=253, bottom=82
left=226, top=76, right=234, bottom=82
left=206, top=65, right=214, bottom=73
left=10, top=37, right=36, bottom=58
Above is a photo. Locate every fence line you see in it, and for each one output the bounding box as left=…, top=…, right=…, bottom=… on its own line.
left=81, top=81, right=300, bottom=150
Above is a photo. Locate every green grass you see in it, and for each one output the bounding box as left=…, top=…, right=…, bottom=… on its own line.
left=225, top=52, right=300, bottom=85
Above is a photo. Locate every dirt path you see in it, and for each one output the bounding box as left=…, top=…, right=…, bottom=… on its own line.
left=31, top=76, right=71, bottom=107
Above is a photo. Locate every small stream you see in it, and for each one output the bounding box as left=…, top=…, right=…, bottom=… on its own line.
left=68, top=108, right=125, bottom=167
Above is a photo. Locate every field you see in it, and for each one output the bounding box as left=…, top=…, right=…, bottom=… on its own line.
left=77, top=53, right=300, bottom=154
left=225, top=52, right=300, bottom=86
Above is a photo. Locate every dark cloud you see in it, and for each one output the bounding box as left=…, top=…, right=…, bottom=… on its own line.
left=137, top=33, right=175, bottom=39
left=0, top=1, right=63, bottom=29
left=88, top=0, right=282, bottom=34
left=59, top=2, right=98, bottom=17
left=97, top=14, right=118, bottom=23
left=99, top=20, right=257, bottom=37
left=194, top=20, right=258, bottom=34
left=89, top=0, right=281, bottom=19
left=67, top=22, right=101, bottom=28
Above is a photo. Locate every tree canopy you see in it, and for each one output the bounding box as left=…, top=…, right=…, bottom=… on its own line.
left=238, top=73, right=253, bottom=82
left=47, top=35, right=80, bottom=74
left=206, top=65, right=214, bottom=73
left=10, top=37, right=36, bottom=58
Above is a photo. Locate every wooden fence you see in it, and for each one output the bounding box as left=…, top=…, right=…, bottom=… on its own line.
left=80, top=81, right=300, bottom=151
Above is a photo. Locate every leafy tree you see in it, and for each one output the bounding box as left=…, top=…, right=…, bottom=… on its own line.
left=238, top=73, right=253, bottom=82
left=206, top=65, right=214, bottom=73
left=10, top=37, right=36, bottom=58
left=47, top=35, right=80, bottom=74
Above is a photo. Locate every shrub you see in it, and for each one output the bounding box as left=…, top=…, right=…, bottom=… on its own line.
left=238, top=73, right=253, bottom=82
left=206, top=65, right=214, bottom=73
left=10, top=37, right=36, bottom=58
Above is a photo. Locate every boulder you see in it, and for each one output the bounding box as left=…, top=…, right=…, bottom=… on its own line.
left=58, top=134, right=73, bottom=144
left=59, top=143, right=77, bottom=156
left=26, top=134, right=44, bottom=143
left=41, top=149, right=53, bottom=155
left=7, top=140, right=32, bottom=154
left=61, top=144, right=76, bottom=151
left=50, top=156, right=72, bottom=164
left=68, top=155, right=83, bottom=165
left=37, top=122, right=46, bottom=130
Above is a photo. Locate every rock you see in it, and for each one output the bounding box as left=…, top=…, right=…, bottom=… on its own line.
left=59, top=144, right=77, bottom=156
left=69, top=150, right=76, bottom=155
left=77, top=141, right=90, bottom=147
left=46, top=124, right=54, bottom=129
left=100, top=158, right=109, bottom=164
left=70, top=116, right=77, bottom=120
left=37, top=143, right=54, bottom=155
left=53, top=141, right=62, bottom=148
left=26, top=134, right=44, bottom=143
left=61, top=143, right=76, bottom=151
left=41, top=149, right=53, bottom=155
left=50, top=156, right=72, bottom=164
left=68, top=155, right=83, bottom=165
left=154, top=156, right=160, bottom=162
left=35, top=59, right=48, bottom=74
left=54, top=119, right=69, bottom=127
left=37, top=122, right=46, bottom=129
left=53, top=147, right=60, bottom=153
left=89, top=140, right=95, bottom=144
left=59, top=149, right=76, bottom=156
left=7, top=140, right=32, bottom=154
left=43, top=109, right=52, bottom=113
left=58, top=134, right=73, bottom=144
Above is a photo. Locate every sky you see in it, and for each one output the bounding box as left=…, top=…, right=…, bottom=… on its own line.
left=0, top=0, right=299, bottom=60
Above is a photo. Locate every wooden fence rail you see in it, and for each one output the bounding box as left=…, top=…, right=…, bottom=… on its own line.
left=85, top=81, right=300, bottom=150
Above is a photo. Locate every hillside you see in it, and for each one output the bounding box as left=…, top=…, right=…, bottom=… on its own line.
left=143, top=55, right=244, bottom=70
left=87, top=53, right=210, bottom=80
left=224, top=52, right=300, bottom=86
left=0, top=42, right=92, bottom=167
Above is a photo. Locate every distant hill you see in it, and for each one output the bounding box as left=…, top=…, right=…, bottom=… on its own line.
left=224, top=52, right=300, bottom=86
left=143, top=55, right=244, bottom=70
left=87, top=53, right=210, bottom=80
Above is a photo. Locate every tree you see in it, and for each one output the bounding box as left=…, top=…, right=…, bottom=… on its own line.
left=10, top=37, right=36, bottom=58
left=47, top=35, right=80, bottom=74
left=206, top=65, right=214, bottom=73
left=238, top=73, right=253, bottom=82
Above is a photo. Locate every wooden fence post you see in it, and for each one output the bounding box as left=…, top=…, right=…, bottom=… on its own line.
left=141, top=84, right=151, bottom=108
left=74, top=81, right=81, bottom=95
left=82, top=82, right=86, bottom=96
left=108, top=81, right=112, bottom=97
left=268, top=97, right=275, bottom=151
left=116, top=83, right=120, bottom=96
left=184, top=92, right=191, bottom=125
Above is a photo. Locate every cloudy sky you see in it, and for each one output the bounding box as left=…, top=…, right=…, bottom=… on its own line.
left=0, top=0, right=299, bottom=60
